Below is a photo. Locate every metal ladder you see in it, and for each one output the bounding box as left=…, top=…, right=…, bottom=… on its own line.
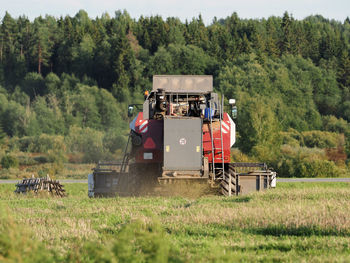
left=209, top=96, right=225, bottom=181
left=120, top=131, right=132, bottom=173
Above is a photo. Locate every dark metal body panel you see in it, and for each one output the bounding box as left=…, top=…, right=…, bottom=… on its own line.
left=163, top=118, right=202, bottom=170
left=92, top=163, right=161, bottom=197
left=237, top=174, right=271, bottom=195
left=134, top=112, right=163, bottom=163
left=92, top=172, right=127, bottom=196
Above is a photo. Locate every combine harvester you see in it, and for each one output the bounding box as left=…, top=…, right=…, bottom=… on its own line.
left=89, top=75, right=276, bottom=197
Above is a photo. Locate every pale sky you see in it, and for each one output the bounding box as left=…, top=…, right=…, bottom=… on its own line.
left=0, top=0, right=349, bottom=24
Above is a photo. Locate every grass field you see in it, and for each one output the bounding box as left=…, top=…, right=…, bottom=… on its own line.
left=1, top=182, right=350, bottom=262
left=0, top=163, right=95, bottom=180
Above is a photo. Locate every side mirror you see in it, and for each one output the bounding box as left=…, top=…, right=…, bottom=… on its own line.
left=128, top=105, right=134, bottom=117
left=231, top=106, right=237, bottom=119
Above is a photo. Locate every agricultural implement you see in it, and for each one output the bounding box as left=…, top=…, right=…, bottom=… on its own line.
left=15, top=175, right=66, bottom=197
left=89, top=75, right=276, bottom=197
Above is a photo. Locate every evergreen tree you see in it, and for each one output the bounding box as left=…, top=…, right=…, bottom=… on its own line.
left=265, top=18, right=280, bottom=58
left=166, top=17, right=185, bottom=45
left=1, top=12, right=20, bottom=86
left=185, top=15, right=209, bottom=49
left=338, top=50, right=350, bottom=88
left=241, top=33, right=251, bottom=53
left=281, top=11, right=292, bottom=53
left=30, top=18, right=52, bottom=74
left=0, top=121, right=5, bottom=144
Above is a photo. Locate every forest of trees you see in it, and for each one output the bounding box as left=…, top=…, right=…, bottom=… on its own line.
left=0, top=10, right=349, bottom=177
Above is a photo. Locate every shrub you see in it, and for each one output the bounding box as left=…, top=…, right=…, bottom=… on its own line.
left=9, top=135, right=66, bottom=153
left=231, top=148, right=256, bottom=163
left=0, top=122, right=5, bottom=145
left=281, top=130, right=344, bottom=149
left=46, top=150, right=67, bottom=175
left=65, top=126, right=107, bottom=163
left=279, top=129, right=303, bottom=147
left=10, top=136, right=32, bottom=152
left=103, top=130, right=127, bottom=154
left=16, top=155, right=37, bottom=166
left=322, top=115, right=350, bottom=134
left=274, top=145, right=332, bottom=178
left=302, top=130, right=340, bottom=148
left=276, top=158, right=340, bottom=178
left=47, top=150, right=67, bottom=164
left=276, top=158, right=297, bottom=178
left=252, top=144, right=280, bottom=164
left=1, top=155, right=19, bottom=169
left=325, top=147, right=347, bottom=164
left=296, top=159, right=340, bottom=178
left=28, top=134, right=66, bottom=153
left=67, top=153, right=84, bottom=163
left=346, top=139, right=350, bottom=158
left=34, top=155, right=49, bottom=164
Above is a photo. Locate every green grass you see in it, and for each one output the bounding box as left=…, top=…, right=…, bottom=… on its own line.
left=0, top=163, right=95, bottom=179
left=1, top=182, right=350, bottom=262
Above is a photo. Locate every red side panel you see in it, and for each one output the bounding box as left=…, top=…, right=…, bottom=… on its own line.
left=133, top=112, right=163, bottom=164
left=202, top=113, right=231, bottom=163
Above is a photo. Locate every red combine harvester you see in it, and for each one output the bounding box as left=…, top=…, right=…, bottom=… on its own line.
left=89, top=75, right=276, bottom=197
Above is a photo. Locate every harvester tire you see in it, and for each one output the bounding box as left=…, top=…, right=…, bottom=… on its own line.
left=221, top=164, right=236, bottom=196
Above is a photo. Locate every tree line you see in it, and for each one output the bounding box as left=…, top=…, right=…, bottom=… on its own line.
left=0, top=10, right=349, bottom=176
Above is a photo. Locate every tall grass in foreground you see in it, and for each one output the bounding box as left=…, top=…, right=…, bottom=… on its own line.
left=1, top=183, right=350, bottom=262
left=0, top=207, right=54, bottom=262
left=0, top=210, right=180, bottom=263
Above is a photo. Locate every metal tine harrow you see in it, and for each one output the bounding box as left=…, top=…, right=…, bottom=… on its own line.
left=15, top=175, right=66, bottom=197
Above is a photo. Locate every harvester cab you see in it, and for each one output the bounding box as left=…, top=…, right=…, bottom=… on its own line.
left=88, top=75, right=276, bottom=197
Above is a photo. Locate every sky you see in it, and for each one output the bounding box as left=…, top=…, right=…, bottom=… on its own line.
left=0, top=0, right=349, bottom=24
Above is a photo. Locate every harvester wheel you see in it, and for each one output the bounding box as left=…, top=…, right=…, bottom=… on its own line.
left=221, top=164, right=236, bottom=196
